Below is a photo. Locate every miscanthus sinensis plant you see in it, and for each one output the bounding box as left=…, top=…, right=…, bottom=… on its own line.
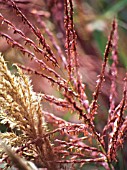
left=0, top=0, right=127, bottom=170
left=0, top=55, right=57, bottom=169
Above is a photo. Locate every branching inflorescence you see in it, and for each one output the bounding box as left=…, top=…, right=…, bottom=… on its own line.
left=0, top=0, right=127, bottom=170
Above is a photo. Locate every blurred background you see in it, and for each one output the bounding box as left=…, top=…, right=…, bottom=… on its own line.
left=0, top=0, right=127, bottom=169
